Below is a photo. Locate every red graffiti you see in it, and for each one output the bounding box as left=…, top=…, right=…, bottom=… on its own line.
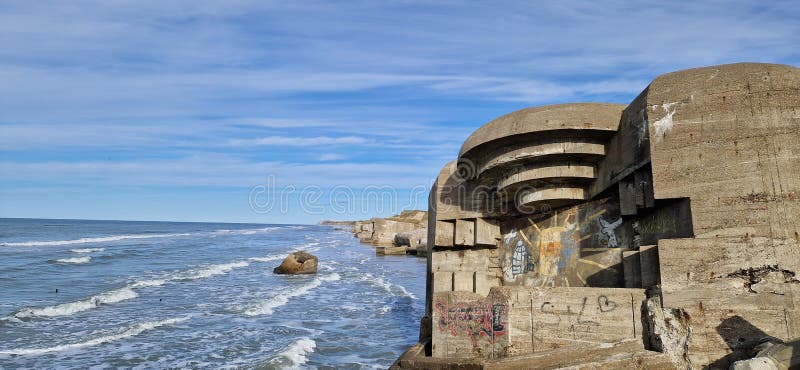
left=434, top=300, right=507, bottom=343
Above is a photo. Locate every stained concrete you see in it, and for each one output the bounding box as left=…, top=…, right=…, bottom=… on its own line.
left=399, top=62, right=800, bottom=370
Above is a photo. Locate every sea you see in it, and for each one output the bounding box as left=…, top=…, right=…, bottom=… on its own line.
left=0, top=218, right=426, bottom=369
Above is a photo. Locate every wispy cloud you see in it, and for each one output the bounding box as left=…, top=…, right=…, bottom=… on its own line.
left=226, top=135, right=370, bottom=147
left=0, top=0, right=797, bottom=222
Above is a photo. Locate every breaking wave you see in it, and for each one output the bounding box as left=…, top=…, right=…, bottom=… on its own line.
left=12, top=254, right=281, bottom=319
left=363, top=273, right=417, bottom=299
left=0, top=317, right=189, bottom=356
left=2, top=233, right=192, bottom=247
left=1, top=226, right=285, bottom=247
left=243, top=273, right=341, bottom=316
left=209, top=227, right=281, bottom=237
left=54, top=256, right=91, bottom=264
left=14, top=286, right=138, bottom=319
left=279, top=338, right=316, bottom=367
left=177, top=261, right=250, bottom=281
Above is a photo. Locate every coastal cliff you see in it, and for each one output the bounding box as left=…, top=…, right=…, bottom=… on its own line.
left=318, top=220, right=356, bottom=232
left=353, top=210, right=427, bottom=247
left=323, top=211, right=429, bottom=256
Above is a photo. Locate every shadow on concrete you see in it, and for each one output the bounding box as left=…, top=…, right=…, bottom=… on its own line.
left=710, top=315, right=781, bottom=369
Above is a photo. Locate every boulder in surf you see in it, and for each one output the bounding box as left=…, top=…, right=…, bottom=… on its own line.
left=273, top=251, right=318, bottom=274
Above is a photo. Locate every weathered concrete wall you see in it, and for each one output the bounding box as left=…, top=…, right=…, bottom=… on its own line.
left=432, top=287, right=646, bottom=359
left=645, top=63, right=800, bottom=240
left=642, top=63, right=800, bottom=368
left=408, top=62, right=800, bottom=370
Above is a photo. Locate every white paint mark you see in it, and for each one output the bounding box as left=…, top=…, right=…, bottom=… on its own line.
left=651, top=102, right=679, bottom=143
left=503, top=229, right=517, bottom=244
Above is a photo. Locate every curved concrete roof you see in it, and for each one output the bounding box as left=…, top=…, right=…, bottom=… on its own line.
left=459, top=103, right=625, bottom=158
left=496, top=164, right=596, bottom=191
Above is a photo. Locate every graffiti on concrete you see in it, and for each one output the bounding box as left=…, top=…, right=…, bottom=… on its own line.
left=538, top=295, right=618, bottom=327
left=500, top=197, right=624, bottom=287
left=511, top=240, right=535, bottom=276
left=434, top=299, right=508, bottom=348
left=598, top=217, right=623, bottom=247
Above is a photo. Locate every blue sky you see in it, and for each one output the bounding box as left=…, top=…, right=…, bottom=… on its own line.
left=1, top=1, right=798, bottom=224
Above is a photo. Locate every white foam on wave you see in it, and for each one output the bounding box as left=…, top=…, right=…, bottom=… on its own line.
left=243, top=273, right=341, bottom=316
left=129, top=279, right=168, bottom=288
left=15, top=286, right=138, bottom=318
left=70, top=248, right=105, bottom=253
left=179, top=261, right=250, bottom=280
left=1, top=225, right=286, bottom=248
left=209, top=227, right=281, bottom=237
left=364, top=273, right=417, bottom=299
left=9, top=247, right=299, bottom=320
left=13, top=259, right=256, bottom=319
left=1, top=233, right=192, bottom=247
left=279, top=337, right=316, bottom=367
left=55, top=256, right=91, bottom=264
left=0, top=317, right=189, bottom=356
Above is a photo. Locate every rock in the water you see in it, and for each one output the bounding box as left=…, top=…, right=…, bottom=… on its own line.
left=273, top=251, right=318, bottom=274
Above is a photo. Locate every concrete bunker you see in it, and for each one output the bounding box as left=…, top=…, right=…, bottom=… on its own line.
left=395, top=63, right=800, bottom=369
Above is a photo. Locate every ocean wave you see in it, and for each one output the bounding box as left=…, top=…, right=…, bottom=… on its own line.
left=178, top=261, right=250, bottom=281
left=54, top=256, right=91, bottom=264
left=10, top=251, right=291, bottom=320
left=129, top=279, right=168, bottom=288
left=248, top=255, right=284, bottom=262
left=70, top=248, right=105, bottom=253
left=279, top=338, right=316, bottom=367
left=15, top=286, right=138, bottom=318
left=0, top=317, right=189, bottom=356
left=13, top=260, right=254, bottom=319
left=243, top=273, right=340, bottom=316
left=1, top=233, right=191, bottom=247
left=1, top=226, right=286, bottom=248
left=209, top=227, right=282, bottom=237
left=363, top=274, right=417, bottom=299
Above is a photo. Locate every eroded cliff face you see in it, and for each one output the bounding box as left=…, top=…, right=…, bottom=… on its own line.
left=353, top=210, right=427, bottom=246
left=394, top=63, right=800, bottom=370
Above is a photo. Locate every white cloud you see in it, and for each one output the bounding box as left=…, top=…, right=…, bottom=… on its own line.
left=0, top=154, right=442, bottom=189
left=226, top=136, right=370, bottom=147
left=0, top=0, right=798, bottom=221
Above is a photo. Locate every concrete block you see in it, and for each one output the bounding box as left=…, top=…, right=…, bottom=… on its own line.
left=528, top=287, right=646, bottom=349
left=622, top=250, right=642, bottom=288
left=475, top=218, right=500, bottom=246
left=659, top=237, right=800, bottom=310
left=431, top=291, right=500, bottom=358
left=453, top=271, right=474, bottom=292
left=376, top=246, right=407, bottom=255
left=639, top=244, right=660, bottom=288
left=434, top=220, right=455, bottom=247
left=433, top=272, right=453, bottom=293
left=455, top=219, right=475, bottom=246
left=474, top=272, right=500, bottom=296
left=431, top=249, right=492, bottom=273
